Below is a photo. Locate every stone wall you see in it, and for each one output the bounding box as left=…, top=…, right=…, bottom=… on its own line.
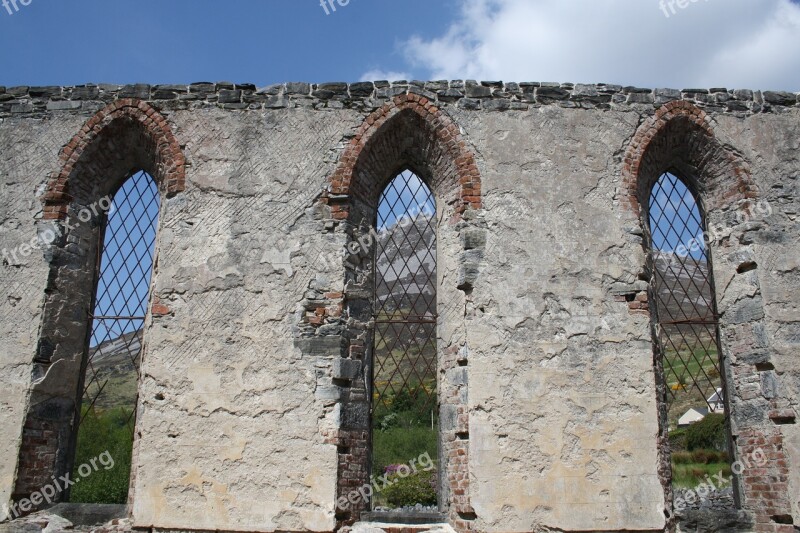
left=0, top=80, right=798, bottom=532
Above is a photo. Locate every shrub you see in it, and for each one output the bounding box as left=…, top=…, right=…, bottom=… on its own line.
left=372, top=427, right=437, bottom=477
left=383, top=468, right=437, bottom=508
left=692, top=450, right=729, bottom=464
left=690, top=449, right=712, bottom=464
left=669, top=428, right=687, bottom=452
left=672, top=451, right=694, bottom=464
left=686, top=413, right=727, bottom=451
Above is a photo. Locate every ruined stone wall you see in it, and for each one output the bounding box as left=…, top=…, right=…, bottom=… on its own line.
left=0, top=81, right=797, bottom=532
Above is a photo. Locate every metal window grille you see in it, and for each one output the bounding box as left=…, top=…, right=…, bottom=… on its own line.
left=78, top=171, right=160, bottom=434
left=372, top=170, right=438, bottom=418
left=648, top=172, right=727, bottom=418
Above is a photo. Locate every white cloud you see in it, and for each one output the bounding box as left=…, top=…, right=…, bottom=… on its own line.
left=386, top=0, right=800, bottom=90
left=359, top=69, right=412, bottom=82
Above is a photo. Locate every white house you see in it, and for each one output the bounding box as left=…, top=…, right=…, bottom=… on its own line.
left=678, top=407, right=709, bottom=427
left=707, top=388, right=725, bottom=413
left=677, top=388, right=725, bottom=427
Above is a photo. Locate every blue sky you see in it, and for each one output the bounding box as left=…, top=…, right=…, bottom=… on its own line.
left=0, top=0, right=455, bottom=87
left=649, top=173, right=706, bottom=260
left=91, top=171, right=159, bottom=346
left=2, top=0, right=800, bottom=89
left=378, top=171, right=435, bottom=231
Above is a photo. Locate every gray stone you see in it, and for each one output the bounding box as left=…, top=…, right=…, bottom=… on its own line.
left=408, top=86, right=437, bottom=100
left=189, top=82, right=215, bottom=94
left=456, top=98, right=481, bottom=110
left=376, top=87, right=406, bottom=99
left=349, top=82, right=374, bottom=97
left=655, top=88, right=681, bottom=101
left=628, top=92, right=655, bottom=104
left=457, top=248, right=483, bottom=289
left=11, top=103, right=34, bottom=113
left=465, top=84, right=491, bottom=98
left=317, top=82, right=348, bottom=95
left=7, top=86, right=29, bottom=96
left=217, top=89, right=242, bottom=104
left=536, top=86, right=570, bottom=101
left=152, top=89, right=179, bottom=100
left=483, top=98, right=510, bottom=111
left=28, top=86, right=61, bottom=98
left=285, top=82, right=311, bottom=95
left=256, top=84, right=282, bottom=96
left=761, top=371, right=779, bottom=399
left=295, top=336, right=342, bottom=357
left=332, top=358, right=361, bottom=380
left=69, top=85, right=99, bottom=100
left=119, top=83, right=151, bottom=99
left=460, top=228, right=487, bottom=250
left=315, top=384, right=343, bottom=401
left=763, top=91, right=797, bottom=106
left=46, top=100, right=81, bottom=111
left=265, top=96, right=290, bottom=108
left=424, top=80, right=448, bottom=92
left=154, top=84, right=189, bottom=93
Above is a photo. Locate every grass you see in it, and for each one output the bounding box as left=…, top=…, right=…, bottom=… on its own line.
left=371, top=302, right=439, bottom=508
left=669, top=416, right=731, bottom=489
left=70, top=406, right=134, bottom=504
left=672, top=461, right=732, bottom=489
left=371, top=382, right=438, bottom=509
left=373, top=426, right=438, bottom=477
left=663, top=343, right=722, bottom=430
left=664, top=345, right=720, bottom=389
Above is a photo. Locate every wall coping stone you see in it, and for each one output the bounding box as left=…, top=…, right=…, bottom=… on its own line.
left=1, top=81, right=798, bottom=118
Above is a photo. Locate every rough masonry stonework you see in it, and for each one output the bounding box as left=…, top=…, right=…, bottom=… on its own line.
left=0, top=80, right=798, bottom=533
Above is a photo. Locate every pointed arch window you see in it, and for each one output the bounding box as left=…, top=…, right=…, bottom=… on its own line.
left=371, top=169, right=439, bottom=508
left=648, top=172, right=732, bottom=483
left=70, top=171, right=160, bottom=503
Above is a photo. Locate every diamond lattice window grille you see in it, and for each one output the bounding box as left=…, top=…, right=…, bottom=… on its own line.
left=648, top=172, right=725, bottom=413
left=373, top=170, right=438, bottom=417
left=78, top=170, right=160, bottom=434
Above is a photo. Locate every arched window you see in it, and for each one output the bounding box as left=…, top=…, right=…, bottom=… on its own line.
left=648, top=172, right=732, bottom=489
left=70, top=171, right=160, bottom=503
left=371, top=169, right=439, bottom=509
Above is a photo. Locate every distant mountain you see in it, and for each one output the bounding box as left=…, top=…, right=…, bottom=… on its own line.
left=375, top=213, right=437, bottom=319
left=373, top=214, right=438, bottom=404
left=83, top=330, right=142, bottom=410
left=651, top=251, right=715, bottom=324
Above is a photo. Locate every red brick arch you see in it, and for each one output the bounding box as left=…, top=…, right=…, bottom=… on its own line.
left=621, top=100, right=757, bottom=217
left=42, top=99, right=186, bottom=220
left=325, top=93, right=482, bottom=221
left=621, top=101, right=795, bottom=533
left=323, top=94, right=481, bottom=529
left=16, top=99, right=186, bottom=509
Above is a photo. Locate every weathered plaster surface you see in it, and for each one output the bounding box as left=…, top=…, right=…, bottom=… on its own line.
left=0, top=81, right=797, bottom=532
